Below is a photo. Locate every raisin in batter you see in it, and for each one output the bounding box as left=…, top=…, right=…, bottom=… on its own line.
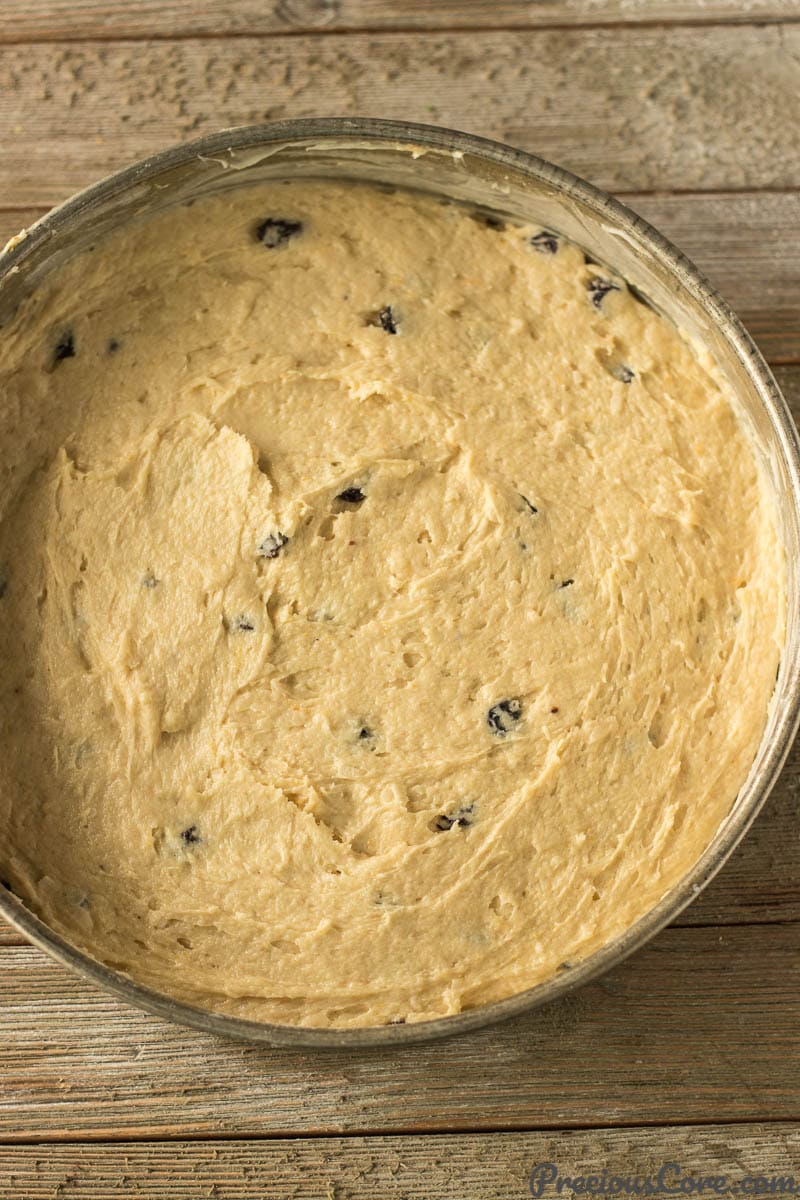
left=0, top=183, right=784, bottom=1027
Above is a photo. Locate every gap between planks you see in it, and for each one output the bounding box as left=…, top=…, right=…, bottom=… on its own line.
left=3, top=1114, right=800, bottom=1146
left=2, top=0, right=800, bottom=43
left=3, top=16, right=800, bottom=46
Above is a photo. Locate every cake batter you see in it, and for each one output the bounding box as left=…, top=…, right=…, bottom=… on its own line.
left=0, top=182, right=783, bottom=1026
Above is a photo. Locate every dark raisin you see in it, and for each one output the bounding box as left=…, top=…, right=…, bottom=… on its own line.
left=356, top=725, right=377, bottom=752
left=255, top=218, right=303, bottom=248
left=588, top=276, right=620, bottom=309
left=368, top=306, right=398, bottom=335
left=486, top=699, right=522, bottom=736
left=336, top=486, right=366, bottom=504
left=550, top=706, right=560, bottom=714
left=611, top=364, right=635, bottom=384
left=559, top=579, right=574, bottom=589
left=520, top=494, right=538, bottom=515
left=233, top=615, right=255, bottom=632
left=433, top=803, right=475, bottom=831
left=52, top=329, right=75, bottom=365
left=257, top=532, right=288, bottom=560
left=181, top=825, right=201, bottom=844
left=530, top=230, right=559, bottom=254
left=107, top=338, right=121, bottom=354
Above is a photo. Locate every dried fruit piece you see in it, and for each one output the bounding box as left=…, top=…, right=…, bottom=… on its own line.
left=52, top=329, right=75, bottom=365
left=368, top=306, right=398, bottom=334
left=107, top=338, right=121, bottom=354
left=433, top=803, right=475, bottom=831
left=232, top=615, right=255, bottom=632
left=588, top=276, right=621, bottom=309
left=559, top=578, right=574, bottom=589
left=255, top=218, right=303, bottom=248
left=181, top=825, right=201, bottom=845
left=487, top=699, right=522, bottom=736
left=257, top=532, right=288, bottom=560
left=336, top=486, right=366, bottom=504
left=530, top=230, right=559, bottom=254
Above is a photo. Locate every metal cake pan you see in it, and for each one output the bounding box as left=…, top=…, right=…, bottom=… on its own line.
left=1, top=118, right=798, bottom=1047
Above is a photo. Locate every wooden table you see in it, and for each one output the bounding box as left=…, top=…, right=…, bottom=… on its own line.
left=1, top=2, right=799, bottom=1195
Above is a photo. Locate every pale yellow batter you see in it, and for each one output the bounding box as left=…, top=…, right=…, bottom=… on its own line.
left=0, top=182, right=783, bottom=1027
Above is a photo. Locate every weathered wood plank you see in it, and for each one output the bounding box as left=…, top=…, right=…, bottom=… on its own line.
left=0, top=923, right=797, bottom=1138
left=2, top=1126, right=800, bottom=1198
left=2, top=0, right=800, bottom=41
left=2, top=192, right=799, bottom=362
left=630, top=193, right=800, bottom=365
left=1, top=26, right=799, bottom=204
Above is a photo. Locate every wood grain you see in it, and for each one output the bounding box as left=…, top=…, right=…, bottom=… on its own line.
left=0, top=923, right=798, bottom=1139
left=629, top=193, right=800, bottom=365
left=1, top=25, right=800, bottom=204
left=3, top=0, right=800, bottom=41
left=1, top=1126, right=800, bottom=1198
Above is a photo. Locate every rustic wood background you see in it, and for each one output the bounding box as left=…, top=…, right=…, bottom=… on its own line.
left=1, top=2, right=799, bottom=1196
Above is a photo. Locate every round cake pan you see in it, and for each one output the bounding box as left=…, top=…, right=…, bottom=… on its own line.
left=1, top=118, right=799, bottom=1048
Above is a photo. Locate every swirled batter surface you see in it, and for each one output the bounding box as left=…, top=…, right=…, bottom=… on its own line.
left=0, top=183, right=783, bottom=1027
